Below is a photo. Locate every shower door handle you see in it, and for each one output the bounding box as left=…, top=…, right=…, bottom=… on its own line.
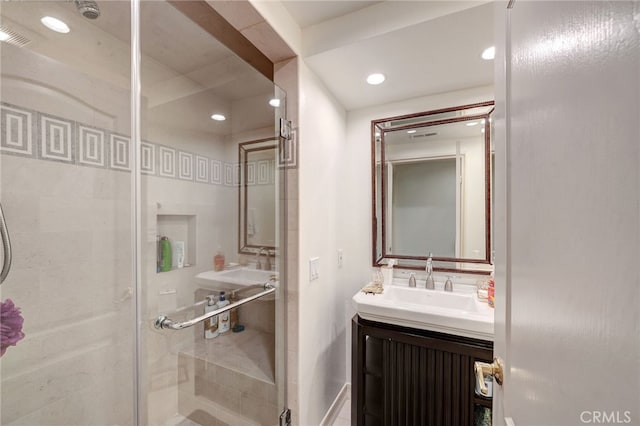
left=154, top=281, right=277, bottom=330
left=0, top=203, right=12, bottom=285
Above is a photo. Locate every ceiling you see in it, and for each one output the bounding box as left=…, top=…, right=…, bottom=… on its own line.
left=0, top=1, right=276, bottom=136
left=0, top=0, right=494, bottom=135
left=282, top=1, right=383, bottom=28
left=280, top=1, right=495, bottom=111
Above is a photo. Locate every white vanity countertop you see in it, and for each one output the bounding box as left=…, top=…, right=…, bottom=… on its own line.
left=352, top=278, right=494, bottom=341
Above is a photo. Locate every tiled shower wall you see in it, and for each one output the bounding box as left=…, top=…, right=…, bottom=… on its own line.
left=0, top=153, right=135, bottom=426
left=0, top=38, right=138, bottom=425
left=0, top=101, right=280, bottom=425
left=0, top=14, right=294, bottom=425
left=0, top=108, right=260, bottom=425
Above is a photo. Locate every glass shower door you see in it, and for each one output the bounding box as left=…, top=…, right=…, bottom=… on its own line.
left=138, top=2, right=287, bottom=425
left=0, top=1, right=135, bottom=425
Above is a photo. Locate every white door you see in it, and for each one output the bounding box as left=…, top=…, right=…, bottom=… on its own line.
left=493, top=1, right=639, bottom=425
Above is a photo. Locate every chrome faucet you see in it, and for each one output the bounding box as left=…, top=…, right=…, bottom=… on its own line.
left=444, top=275, right=454, bottom=292
left=425, top=252, right=435, bottom=290
left=256, top=247, right=268, bottom=270
left=408, top=273, right=417, bottom=287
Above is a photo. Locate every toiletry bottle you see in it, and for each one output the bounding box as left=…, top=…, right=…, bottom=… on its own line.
left=487, top=276, right=495, bottom=308
left=217, top=291, right=230, bottom=333
left=160, top=236, right=172, bottom=272
left=214, top=248, right=225, bottom=272
left=173, top=241, right=185, bottom=269
left=204, top=295, right=219, bottom=339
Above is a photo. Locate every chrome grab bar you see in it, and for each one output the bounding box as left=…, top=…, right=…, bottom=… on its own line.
left=0, top=203, right=12, bottom=285
left=154, top=282, right=277, bottom=330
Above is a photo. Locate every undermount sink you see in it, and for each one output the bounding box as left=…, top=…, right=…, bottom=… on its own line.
left=352, top=282, right=494, bottom=340
left=196, top=267, right=277, bottom=289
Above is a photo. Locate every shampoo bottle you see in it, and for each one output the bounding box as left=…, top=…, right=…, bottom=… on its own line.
left=217, top=291, right=230, bottom=333
left=204, top=295, right=219, bottom=339
left=160, top=236, right=172, bottom=272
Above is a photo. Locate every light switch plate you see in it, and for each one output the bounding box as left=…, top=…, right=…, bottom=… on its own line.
left=309, top=257, right=319, bottom=281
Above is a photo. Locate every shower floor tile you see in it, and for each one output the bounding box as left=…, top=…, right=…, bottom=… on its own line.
left=182, top=328, right=275, bottom=384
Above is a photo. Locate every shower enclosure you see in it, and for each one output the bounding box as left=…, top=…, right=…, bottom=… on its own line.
left=0, top=1, right=288, bottom=425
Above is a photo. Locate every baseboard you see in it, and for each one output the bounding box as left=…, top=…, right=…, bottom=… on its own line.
left=319, top=382, right=351, bottom=426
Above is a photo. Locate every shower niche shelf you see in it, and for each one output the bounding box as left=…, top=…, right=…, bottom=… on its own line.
left=157, top=214, right=196, bottom=272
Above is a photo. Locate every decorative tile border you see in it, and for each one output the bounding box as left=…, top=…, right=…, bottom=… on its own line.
left=0, top=102, right=297, bottom=186
left=110, top=134, right=130, bottom=171
left=257, top=159, right=270, bottom=184
left=158, top=146, right=176, bottom=178
left=178, top=151, right=193, bottom=181
left=78, top=125, right=106, bottom=167
left=40, top=113, right=73, bottom=163
left=224, top=163, right=234, bottom=186
left=0, top=104, right=33, bottom=156
left=279, top=128, right=298, bottom=169
left=246, top=162, right=256, bottom=185
left=195, top=155, right=209, bottom=183
left=140, top=142, right=155, bottom=174
left=211, top=159, right=222, bottom=184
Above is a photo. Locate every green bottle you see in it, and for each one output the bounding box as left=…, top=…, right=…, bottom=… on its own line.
left=160, top=236, right=172, bottom=272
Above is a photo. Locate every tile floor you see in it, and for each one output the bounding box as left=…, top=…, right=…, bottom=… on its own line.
left=331, top=397, right=351, bottom=426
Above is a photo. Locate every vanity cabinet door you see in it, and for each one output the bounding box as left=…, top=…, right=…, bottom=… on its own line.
left=352, top=315, right=493, bottom=426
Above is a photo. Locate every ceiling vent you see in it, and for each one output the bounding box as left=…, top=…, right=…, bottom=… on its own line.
left=411, top=132, right=438, bottom=139
left=0, top=25, right=31, bottom=48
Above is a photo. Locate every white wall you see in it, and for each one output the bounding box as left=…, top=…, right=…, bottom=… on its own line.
left=297, top=61, right=354, bottom=425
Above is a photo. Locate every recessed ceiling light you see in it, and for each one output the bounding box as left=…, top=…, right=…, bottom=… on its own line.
left=0, top=31, right=10, bottom=42
left=269, top=98, right=281, bottom=107
left=41, top=16, right=70, bottom=34
left=210, top=114, right=226, bottom=121
left=366, top=73, right=385, bottom=85
left=481, top=46, right=495, bottom=60
left=407, top=129, right=417, bottom=134
left=466, top=121, right=478, bottom=127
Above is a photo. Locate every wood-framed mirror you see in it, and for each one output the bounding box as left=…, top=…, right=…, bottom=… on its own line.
left=238, top=138, right=277, bottom=255
left=372, top=101, right=495, bottom=274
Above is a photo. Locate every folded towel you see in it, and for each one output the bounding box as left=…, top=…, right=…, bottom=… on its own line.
left=361, top=282, right=384, bottom=294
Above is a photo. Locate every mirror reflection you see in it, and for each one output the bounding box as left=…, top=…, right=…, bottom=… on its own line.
left=239, top=138, right=277, bottom=254
left=373, top=102, right=494, bottom=272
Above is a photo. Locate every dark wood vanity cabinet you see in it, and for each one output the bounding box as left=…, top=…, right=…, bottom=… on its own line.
left=352, top=315, right=493, bottom=426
